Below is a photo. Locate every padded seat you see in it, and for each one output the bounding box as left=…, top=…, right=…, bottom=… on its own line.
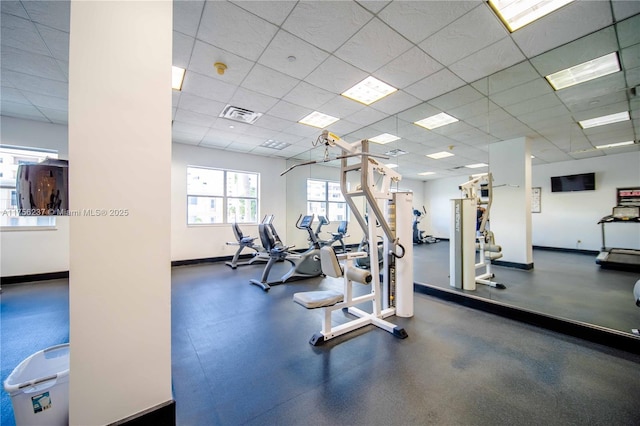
left=293, top=290, right=344, bottom=309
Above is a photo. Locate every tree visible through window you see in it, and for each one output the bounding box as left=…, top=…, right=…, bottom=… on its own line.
left=186, top=166, right=259, bottom=225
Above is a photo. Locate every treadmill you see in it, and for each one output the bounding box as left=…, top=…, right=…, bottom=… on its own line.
left=595, top=205, right=640, bottom=271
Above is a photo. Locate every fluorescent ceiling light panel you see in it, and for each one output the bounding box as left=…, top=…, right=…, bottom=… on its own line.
left=578, top=111, right=629, bottom=129
left=414, top=113, right=459, bottom=130
left=418, top=172, right=435, bottom=176
left=341, top=76, right=398, bottom=105
left=426, top=151, right=454, bottom=159
left=595, top=141, right=634, bottom=149
left=298, top=111, right=340, bottom=128
left=172, top=66, right=186, bottom=90
left=260, top=139, right=290, bottom=150
left=545, top=52, right=620, bottom=90
left=385, top=163, right=399, bottom=169
left=369, top=133, right=401, bottom=144
left=489, top=0, right=574, bottom=32
left=465, top=163, right=488, bottom=168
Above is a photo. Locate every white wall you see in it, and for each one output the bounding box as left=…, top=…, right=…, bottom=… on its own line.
left=425, top=151, right=640, bottom=252
left=171, top=143, right=288, bottom=261
left=531, top=152, right=640, bottom=251
left=0, top=116, right=70, bottom=276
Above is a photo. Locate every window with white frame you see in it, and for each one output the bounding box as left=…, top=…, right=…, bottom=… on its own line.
left=306, top=179, right=348, bottom=221
left=186, top=166, right=259, bottom=225
left=0, top=145, right=58, bottom=228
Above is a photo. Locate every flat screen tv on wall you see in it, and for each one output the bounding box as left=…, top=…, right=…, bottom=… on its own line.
left=550, top=172, right=596, bottom=192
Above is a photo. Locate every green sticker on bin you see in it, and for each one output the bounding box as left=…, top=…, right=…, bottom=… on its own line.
left=32, top=391, right=51, bottom=413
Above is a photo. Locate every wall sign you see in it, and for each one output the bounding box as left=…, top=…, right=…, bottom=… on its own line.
left=532, top=187, right=541, bottom=213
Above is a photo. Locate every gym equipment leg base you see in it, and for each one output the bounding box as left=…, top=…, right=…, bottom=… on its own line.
left=249, top=279, right=271, bottom=292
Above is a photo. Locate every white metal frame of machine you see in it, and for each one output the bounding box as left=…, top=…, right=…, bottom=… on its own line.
left=286, top=131, right=413, bottom=346
left=450, top=173, right=505, bottom=290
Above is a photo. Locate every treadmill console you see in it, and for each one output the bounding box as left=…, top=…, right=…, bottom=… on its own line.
left=612, top=206, right=640, bottom=220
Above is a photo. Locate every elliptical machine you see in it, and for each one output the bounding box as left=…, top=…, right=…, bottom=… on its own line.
left=250, top=214, right=323, bottom=291
left=413, top=207, right=438, bottom=244
left=315, top=215, right=349, bottom=253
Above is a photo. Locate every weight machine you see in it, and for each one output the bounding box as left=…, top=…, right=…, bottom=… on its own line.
left=284, top=131, right=413, bottom=345
left=450, top=172, right=505, bottom=290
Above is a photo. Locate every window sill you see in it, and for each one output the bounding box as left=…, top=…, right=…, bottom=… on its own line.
left=0, top=226, right=57, bottom=232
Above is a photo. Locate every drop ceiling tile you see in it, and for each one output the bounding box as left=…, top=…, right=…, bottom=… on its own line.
left=233, top=134, right=265, bottom=146
left=554, top=72, right=627, bottom=106
left=38, top=24, right=68, bottom=62
left=504, top=93, right=562, bottom=117
left=174, top=131, right=204, bottom=146
left=172, top=91, right=181, bottom=108
left=335, top=18, right=412, bottom=73
left=228, top=87, right=279, bottom=113
left=174, top=108, right=216, bottom=128
left=465, top=107, right=513, bottom=128
left=587, top=126, right=635, bottom=145
left=378, top=0, right=479, bottom=44
left=622, top=44, right=640, bottom=70
left=449, top=98, right=500, bottom=120
left=282, top=1, right=372, bottom=52
left=2, top=71, right=68, bottom=99
left=172, top=120, right=209, bottom=139
left=188, top=41, right=254, bottom=86
left=22, top=0, right=69, bottom=32
left=529, top=27, right=617, bottom=77
left=471, top=61, right=539, bottom=95
left=356, top=1, right=390, bottom=14
left=327, top=119, right=363, bottom=136
left=429, top=86, right=485, bottom=111
left=267, top=100, right=312, bottom=122
left=1, top=2, right=29, bottom=19
left=405, top=68, right=466, bottom=101
left=56, top=59, right=68, bottom=80
left=271, top=132, right=306, bottom=145
left=420, top=4, right=507, bottom=66
left=369, top=91, right=421, bottom=115
left=582, top=120, right=633, bottom=137
left=345, top=106, right=387, bottom=126
left=616, top=14, right=640, bottom=49
left=173, top=0, right=204, bottom=37
left=173, top=32, right=195, bottom=69
left=200, top=129, right=234, bottom=148
left=258, top=30, right=329, bottom=80
left=231, top=0, right=296, bottom=26
left=241, top=64, right=299, bottom=99
left=1, top=87, right=30, bottom=104
left=321, top=95, right=365, bottom=118
left=210, top=117, right=252, bottom=134
left=181, top=71, right=236, bottom=103
left=397, top=103, right=443, bottom=123
left=627, top=66, right=640, bottom=89
left=178, top=93, right=226, bottom=116
left=225, top=142, right=256, bottom=153
left=573, top=101, right=630, bottom=122
left=0, top=100, right=47, bottom=121
left=449, top=37, right=525, bottom=83
left=488, top=122, right=536, bottom=140
left=39, top=107, right=66, bottom=124
left=283, top=122, right=323, bottom=138
left=304, top=56, right=368, bottom=94
left=489, top=79, right=555, bottom=108
left=1, top=13, right=50, bottom=56
left=253, top=114, right=295, bottom=132
left=21, top=91, right=67, bottom=110
left=563, top=89, right=628, bottom=114
left=198, top=1, right=278, bottom=61
left=511, top=0, right=613, bottom=58
left=612, top=0, right=640, bottom=21
left=517, top=104, right=571, bottom=126
left=283, top=81, right=335, bottom=110
left=1, top=46, right=67, bottom=81
left=374, top=47, right=443, bottom=90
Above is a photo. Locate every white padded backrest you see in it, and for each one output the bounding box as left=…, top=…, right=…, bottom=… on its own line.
left=634, top=279, right=640, bottom=307
left=320, top=246, right=342, bottom=278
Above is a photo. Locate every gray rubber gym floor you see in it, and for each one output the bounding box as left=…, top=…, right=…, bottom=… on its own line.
left=2, top=247, right=640, bottom=425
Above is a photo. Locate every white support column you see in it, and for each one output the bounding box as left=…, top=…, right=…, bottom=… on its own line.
left=393, top=191, right=414, bottom=317
left=450, top=198, right=477, bottom=290
left=68, top=1, right=173, bottom=424
left=488, top=137, right=533, bottom=269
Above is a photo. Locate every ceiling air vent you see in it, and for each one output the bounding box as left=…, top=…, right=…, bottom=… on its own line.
left=219, top=105, right=263, bottom=124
